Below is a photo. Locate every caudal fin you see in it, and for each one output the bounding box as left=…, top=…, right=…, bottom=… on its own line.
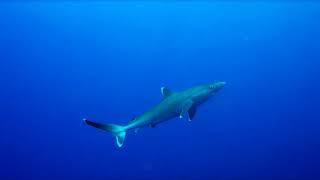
left=83, top=119, right=126, bottom=147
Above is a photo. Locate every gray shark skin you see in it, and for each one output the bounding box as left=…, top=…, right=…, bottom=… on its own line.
left=84, top=82, right=226, bottom=147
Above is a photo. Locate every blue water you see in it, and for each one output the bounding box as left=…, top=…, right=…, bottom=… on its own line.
left=1, top=2, right=320, bottom=179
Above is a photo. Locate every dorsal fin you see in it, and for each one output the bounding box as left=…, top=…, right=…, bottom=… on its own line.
left=161, top=87, right=172, bottom=98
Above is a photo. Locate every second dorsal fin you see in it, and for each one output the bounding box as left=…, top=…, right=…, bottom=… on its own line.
left=130, top=117, right=136, bottom=122
left=161, top=87, right=172, bottom=98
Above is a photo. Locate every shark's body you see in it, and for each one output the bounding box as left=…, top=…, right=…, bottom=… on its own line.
left=84, top=82, right=225, bottom=147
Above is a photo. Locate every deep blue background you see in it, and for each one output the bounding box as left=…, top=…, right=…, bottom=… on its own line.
left=1, top=2, right=320, bottom=179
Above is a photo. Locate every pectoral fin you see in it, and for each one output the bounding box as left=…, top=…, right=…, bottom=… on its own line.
left=188, top=106, right=197, bottom=121
left=180, top=100, right=194, bottom=119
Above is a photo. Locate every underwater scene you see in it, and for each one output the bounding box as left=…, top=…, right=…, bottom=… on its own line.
left=1, top=2, right=320, bottom=180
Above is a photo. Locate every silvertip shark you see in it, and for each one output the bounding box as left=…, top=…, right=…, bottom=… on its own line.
left=84, top=82, right=226, bottom=147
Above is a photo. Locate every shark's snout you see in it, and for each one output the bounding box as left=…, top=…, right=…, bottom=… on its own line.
left=209, top=81, right=226, bottom=92
left=217, top=81, right=226, bottom=87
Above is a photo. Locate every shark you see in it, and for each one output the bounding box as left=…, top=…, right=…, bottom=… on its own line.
left=84, top=82, right=226, bottom=147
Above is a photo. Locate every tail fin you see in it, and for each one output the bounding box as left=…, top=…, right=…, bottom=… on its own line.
left=84, top=119, right=126, bottom=147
